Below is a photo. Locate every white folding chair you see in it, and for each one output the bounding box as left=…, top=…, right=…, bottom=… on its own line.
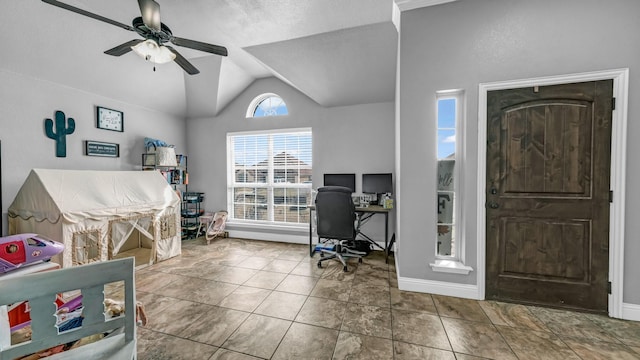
left=205, top=210, right=228, bottom=245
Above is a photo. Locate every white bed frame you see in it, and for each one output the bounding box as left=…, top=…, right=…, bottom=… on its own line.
left=0, top=258, right=136, bottom=360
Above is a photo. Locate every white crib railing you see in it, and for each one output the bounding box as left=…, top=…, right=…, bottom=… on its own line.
left=0, top=258, right=136, bottom=360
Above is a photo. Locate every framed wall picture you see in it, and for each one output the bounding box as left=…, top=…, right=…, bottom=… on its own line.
left=85, top=140, right=119, bottom=157
left=96, top=106, right=123, bottom=132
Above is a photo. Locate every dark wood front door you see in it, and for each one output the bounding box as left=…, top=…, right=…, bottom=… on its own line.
left=486, top=80, right=613, bottom=312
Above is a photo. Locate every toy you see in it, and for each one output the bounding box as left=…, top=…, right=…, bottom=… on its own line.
left=104, top=298, right=147, bottom=326
left=1, top=258, right=137, bottom=360
left=205, top=210, right=228, bottom=244
left=0, top=233, right=64, bottom=274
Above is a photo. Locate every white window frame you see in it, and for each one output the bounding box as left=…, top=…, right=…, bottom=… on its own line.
left=245, top=93, right=289, bottom=118
left=430, top=89, right=473, bottom=275
left=226, top=128, right=312, bottom=228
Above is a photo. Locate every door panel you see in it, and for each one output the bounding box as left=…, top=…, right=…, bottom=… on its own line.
left=502, top=218, right=589, bottom=280
left=503, top=102, right=590, bottom=195
left=486, top=80, right=612, bottom=312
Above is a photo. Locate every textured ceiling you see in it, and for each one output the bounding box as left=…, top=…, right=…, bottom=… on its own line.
left=0, top=1, right=410, bottom=117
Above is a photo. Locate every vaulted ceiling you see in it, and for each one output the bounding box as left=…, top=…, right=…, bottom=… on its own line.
left=0, top=1, right=447, bottom=117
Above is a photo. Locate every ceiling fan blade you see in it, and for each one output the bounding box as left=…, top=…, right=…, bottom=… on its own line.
left=138, top=0, right=161, bottom=32
left=170, top=37, right=228, bottom=57
left=104, top=39, right=144, bottom=56
left=165, top=46, right=200, bottom=75
left=41, top=0, right=135, bottom=32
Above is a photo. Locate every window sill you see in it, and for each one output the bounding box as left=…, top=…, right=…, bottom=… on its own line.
left=429, top=259, right=474, bottom=275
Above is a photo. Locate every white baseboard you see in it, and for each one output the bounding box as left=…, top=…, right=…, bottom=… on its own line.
left=622, top=303, right=640, bottom=321
left=227, top=229, right=387, bottom=249
left=398, top=276, right=480, bottom=299
left=228, top=230, right=308, bottom=244
left=395, top=275, right=640, bottom=321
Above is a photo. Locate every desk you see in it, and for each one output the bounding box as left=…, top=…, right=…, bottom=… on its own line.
left=308, top=205, right=392, bottom=262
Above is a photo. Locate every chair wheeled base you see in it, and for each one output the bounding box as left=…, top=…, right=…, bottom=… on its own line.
left=317, top=241, right=366, bottom=272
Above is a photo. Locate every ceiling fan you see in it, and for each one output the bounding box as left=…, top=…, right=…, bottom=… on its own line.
left=41, top=0, right=228, bottom=75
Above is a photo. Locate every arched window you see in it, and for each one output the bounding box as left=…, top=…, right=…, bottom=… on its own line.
left=246, top=93, right=288, bottom=117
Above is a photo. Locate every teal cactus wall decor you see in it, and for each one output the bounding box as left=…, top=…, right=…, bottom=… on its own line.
left=45, top=110, right=76, bottom=157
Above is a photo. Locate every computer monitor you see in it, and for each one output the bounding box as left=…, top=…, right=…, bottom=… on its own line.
left=323, top=173, right=356, bottom=193
left=362, top=173, right=393, bottom=194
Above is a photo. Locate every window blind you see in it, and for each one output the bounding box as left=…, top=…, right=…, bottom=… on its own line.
left=228, top=129, right=312, bottom=224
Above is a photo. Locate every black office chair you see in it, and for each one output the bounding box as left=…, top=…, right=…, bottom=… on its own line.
left=315, top=186, right=365, bottom=272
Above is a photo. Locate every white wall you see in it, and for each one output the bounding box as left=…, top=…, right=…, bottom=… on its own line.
left=0, top=69, right=186, bottom=235
left=186, top=77, right=395, bottom=242
left=397, top=0, right=640, bottom=304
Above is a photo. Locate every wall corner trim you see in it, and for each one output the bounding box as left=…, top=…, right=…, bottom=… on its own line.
left=398, top=276, right=479, bottom=299
left=622, top=303, right=640, bottom=321
left=394, top=0, right=456, bottom=12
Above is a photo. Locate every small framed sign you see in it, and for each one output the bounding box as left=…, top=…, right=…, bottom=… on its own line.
left=96, top=106, right=123, bottom=132
left=85, top=141, right=119, bottom=157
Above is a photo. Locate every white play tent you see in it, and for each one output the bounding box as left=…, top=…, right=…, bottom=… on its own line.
left=8, top=169, right=181, bottom=267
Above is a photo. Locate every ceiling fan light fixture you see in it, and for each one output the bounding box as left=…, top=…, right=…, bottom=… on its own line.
left=41, top=0, right=227, bottom=74
left=131, top=39, right=175, bottom=64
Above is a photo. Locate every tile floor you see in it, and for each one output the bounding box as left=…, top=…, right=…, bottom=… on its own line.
left=133, top=237, right=640, bottom=359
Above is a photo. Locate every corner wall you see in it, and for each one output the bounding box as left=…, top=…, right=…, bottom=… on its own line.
left=397, top=0, right=640, bottom=305
left=186, top=77, right=395, bottom=243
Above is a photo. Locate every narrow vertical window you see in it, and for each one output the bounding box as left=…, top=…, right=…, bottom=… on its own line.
left=436, top=90, right=463, bottom=258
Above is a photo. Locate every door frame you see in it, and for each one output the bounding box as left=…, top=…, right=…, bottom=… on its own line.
left=476, top=69, right=629, bottom=318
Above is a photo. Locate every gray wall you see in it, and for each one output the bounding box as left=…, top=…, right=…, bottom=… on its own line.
left=4, top=0, right=635, bottom=306
left=0, top=69, right=186, bottom=234
left=186, top=77, right=395, bottom=241
left=397, top=0, right=640, bottom=304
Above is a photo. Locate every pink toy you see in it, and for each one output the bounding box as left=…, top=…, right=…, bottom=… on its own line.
left=0, top=233, right=64, bottom=274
